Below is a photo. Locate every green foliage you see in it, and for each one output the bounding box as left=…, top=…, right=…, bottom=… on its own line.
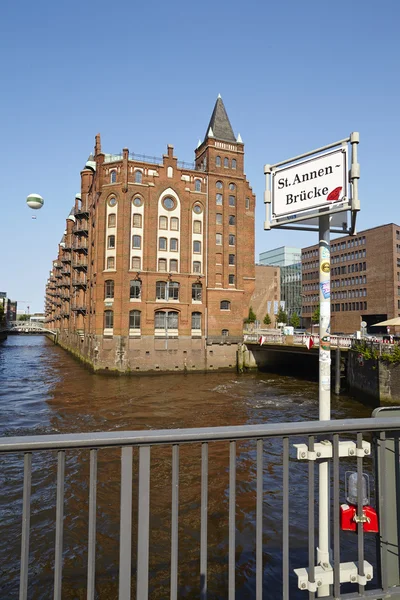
left=247, top=306, right=257, bottom=323
left=263, top=313, right=271, bottom=325
left=0, top=306, right=4, bottom=326
left=311, top=306, right=320, bottom=323
left=354, top=342, right=379, bottom=361
left=290, top=313, right=300, bottom=328
left=276, top=307, right=288, bottom=324
left=381, top=344, right=400, bottom=364
left=18, top=314, right=30, bottom=321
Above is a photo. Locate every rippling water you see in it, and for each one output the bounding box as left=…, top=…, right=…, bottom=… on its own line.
left=0, top=336, right=375, bottom=598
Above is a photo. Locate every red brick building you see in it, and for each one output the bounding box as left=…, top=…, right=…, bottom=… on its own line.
left=45, top=97, right=256, bottom=372
left=301, top=223, right=400, bottom=333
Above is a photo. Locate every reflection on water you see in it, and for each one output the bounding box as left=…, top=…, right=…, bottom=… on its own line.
left=0, top=337, right=374, bottom=598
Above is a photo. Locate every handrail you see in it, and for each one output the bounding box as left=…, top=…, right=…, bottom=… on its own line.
left=0, top=416, right=399, bottom=452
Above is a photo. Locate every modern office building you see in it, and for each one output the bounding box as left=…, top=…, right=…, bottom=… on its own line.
left=301, top=223, right=400, bottom=333
left=0, top=293, right=17, bottom=324
left=45, top=97, right=256, bottom=372
left=259, top=246, right=301, bottom=320
left=250, top=265, right=280, bottom=325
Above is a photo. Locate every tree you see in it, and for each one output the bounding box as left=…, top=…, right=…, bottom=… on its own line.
left=276, top=307, right=288, bottom=324
left=18, top=314, right=30, bottom=321
left=290, top=312, right=300, bottom=328
left=311, top=306, right=320, bottom=323
left=263, top=313, right=271, bottom=326
left=0, top=306, right=5, bottom=327
left=246, top=306, right=257, bottom=324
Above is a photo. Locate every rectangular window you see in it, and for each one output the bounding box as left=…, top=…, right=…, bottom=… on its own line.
left=170, top=238, right=178, bottom=252
left=193, top=241, right=201, bottom=253
left=131, top=256, right=141, bottom=270
left=216, top=213, right=223, bottom=225
left=132, top=235, right=141, bottom=249
left=229, top=195, right=235, bottom=206
left=229, top=254, right=235, bottom=265
left=191, top=312, right=201, bottom=330
left=159, top=216, right=167, bottom=229
left=170, top=259, right=178, bottom=272
left=216, top=233, right=222, bottom=245
left=168, top=282, right=179, bottom=300
left=192, top=283, right=202, bottom=301
left=216, top=193, right=223, bottom=205
left=193, top=220, right=202, bottom=234
left=108, top=213, right=116, bottom=228
left=229, top=215, right=236, bottom=225
left=108, top=235, right=115, bottom=249
left=159, top=237, right=167, bottom=250
left=104, top=310, right=113, bottom=329
left=107, top=256, right=115, bottom=269
left=229, top=234, right=235, bottom=246
left=170, top=217, right=179, bottom=231
left=158, top=258, right=167, bottom=272
left=229, top=274, right=235, bottom=285
left=193, top=261, right=201, bottom=273
left=130, top=280, right=141, bottom=299
left=132, top=214, right=142, bottom=228
left=129, top=310, right=141, bottom=329
left=245, top=198, right=250, bottom=209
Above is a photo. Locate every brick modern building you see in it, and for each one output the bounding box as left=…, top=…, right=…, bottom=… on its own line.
left=250, top=265, right=280, bottom=325
left=301, top=223, right=400, bottom=333
left=45, top=97, right=256, bottom=372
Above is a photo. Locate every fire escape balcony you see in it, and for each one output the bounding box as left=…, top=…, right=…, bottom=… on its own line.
left=72, top=258, right=88, bottom=271
left=73, top=222, right=89, bottom=237
left=72, top=277, right=87, bottom=289
left=74, top=206, right=90, bottom=218
left=61, top=255, right=71, bottom=264
left=71, top=305, right=87, bottom=314
left=73, top=241, right=88, bottom=254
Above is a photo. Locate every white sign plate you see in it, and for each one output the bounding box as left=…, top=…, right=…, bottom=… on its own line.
left=272, top=148, right=348, bottom=219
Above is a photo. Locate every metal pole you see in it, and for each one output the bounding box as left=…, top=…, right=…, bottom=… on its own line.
left=318, top=214, right=331, bottom=596
left=335, top=348, right=341, bottom=395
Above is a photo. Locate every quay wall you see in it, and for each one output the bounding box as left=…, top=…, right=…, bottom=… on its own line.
left=347, top=349, right=400, bottom=404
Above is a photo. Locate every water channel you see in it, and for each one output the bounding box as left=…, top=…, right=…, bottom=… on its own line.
left=0, top=336, right=375, bottom=598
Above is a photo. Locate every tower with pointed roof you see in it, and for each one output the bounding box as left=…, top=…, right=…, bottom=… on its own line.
left=44, top=96, right=255, bottom=372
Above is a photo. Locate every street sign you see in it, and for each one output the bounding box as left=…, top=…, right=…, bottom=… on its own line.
left=272, top=147, right=348, bottom=220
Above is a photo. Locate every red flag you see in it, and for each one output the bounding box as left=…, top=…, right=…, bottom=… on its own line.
left=305, top=336, right=314, bottom=350
left=259, top=335, right=266, bottom=345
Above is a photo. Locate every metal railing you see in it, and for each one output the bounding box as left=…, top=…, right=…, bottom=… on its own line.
left=1, top=417, right=400, bottom=599
left=244, top=332, right=353, bottom=349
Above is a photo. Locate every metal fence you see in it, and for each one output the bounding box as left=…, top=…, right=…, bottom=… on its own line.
left=1, top=417, right=400, bottom=598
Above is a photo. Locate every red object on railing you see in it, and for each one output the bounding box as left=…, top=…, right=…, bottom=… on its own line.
left=340, top=504, right=379, bottom=533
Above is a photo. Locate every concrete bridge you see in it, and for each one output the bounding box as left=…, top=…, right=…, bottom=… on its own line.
left=6, top=321, right=56, bottom=336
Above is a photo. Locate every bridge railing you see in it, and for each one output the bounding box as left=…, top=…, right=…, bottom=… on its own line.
left=1, top=416, right=399, bottom=599
left=244, top=332, right=353, bottom=349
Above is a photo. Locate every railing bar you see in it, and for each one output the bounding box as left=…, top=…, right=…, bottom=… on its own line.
left=54, top=450, right=65, bottom=600
left=308, top=436, right=315, bottom=600
left=333, top=434, right=340, bottom=598
left=357, top=432, right=365, bottom=595
left=170, top=444, right=179, bottom=600
left=200, top=442, right=208, bottom=600
left=136, top=445, right=150, bottom=600
left=119, top=446, right=133, bottom=600
left=19, top=452, right=32, bottom=600
left=379, top=432, right=388, bottom=592
left=256, top=439, right=263, bottom=600
left=87, top=449, right=98, bottom=600
left=228, top=441, right=236, bottom=600
left=282, top=437, right=289, bottom=600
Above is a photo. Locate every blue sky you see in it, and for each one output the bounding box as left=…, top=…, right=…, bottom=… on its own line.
left=1, top=0, right=399, bottom=313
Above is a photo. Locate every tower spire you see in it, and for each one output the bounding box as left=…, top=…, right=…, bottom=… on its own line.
left=204, top=96, right=236, bottom=143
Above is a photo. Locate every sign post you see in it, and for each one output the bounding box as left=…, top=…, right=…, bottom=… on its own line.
left=264, top=133, right=360, bottom=596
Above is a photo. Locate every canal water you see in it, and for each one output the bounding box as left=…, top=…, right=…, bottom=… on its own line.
left=0, top=336, right=375, bottom=599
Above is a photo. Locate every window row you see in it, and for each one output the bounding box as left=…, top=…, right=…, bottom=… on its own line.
left=216, top=214, right=236, bottom=225
left=216, top=234, right=235, bottom=245
left=110, top=170, right=143, bottom=184
left=216, top=181, right=236, bottom=190
left=105, top=280, right=204, bottom=302
left=331, top=289, right=367, bottom=300
left=215, top=156, right=237, bottom=169
left=216, top=194, right=236, bottom=206
left=332, top=302, right=368, bottom=312
left=302, top=236, right=367, bottom=260
left=104, top=310, right=202, bottom=331
left=106, top=256, right=202, bottom=273
left=331, top=276, right=367, bottom=288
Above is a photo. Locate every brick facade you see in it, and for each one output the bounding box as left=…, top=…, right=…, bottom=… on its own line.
left=301, top=223, right=400, bottom=334
left=45, top=98, right=256, bottom=372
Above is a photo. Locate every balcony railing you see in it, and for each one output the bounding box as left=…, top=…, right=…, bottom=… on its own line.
left=1, top=416, right=399, bottom=599
left=72, top=259, right=88, bottom=270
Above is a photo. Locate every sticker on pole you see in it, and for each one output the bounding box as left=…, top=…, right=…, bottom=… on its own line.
left=272, top=147, right=348, bottom=219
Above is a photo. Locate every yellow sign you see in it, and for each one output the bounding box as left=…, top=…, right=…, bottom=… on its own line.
left=321, top=261, right=330, bottom=273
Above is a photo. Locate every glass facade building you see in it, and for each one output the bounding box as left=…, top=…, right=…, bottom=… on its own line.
left=259, top=246, right=301, bottom=321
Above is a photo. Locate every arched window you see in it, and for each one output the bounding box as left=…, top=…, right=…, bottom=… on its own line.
left=156, top=281, right=167, bottom=300
left=135, top=170, right=142, bottom=183
left=107, top=256, right=115, bottom=269
left=232, top=159, right=237, bottom=170
left=224, top=157, right=229, bottom=168
left=132, top=213, right=142, bottom=228
left=159, top=216, right=167, bottom=230
left=170, top=238, right=178, bottom=251
left=195, top=179, right=201, bottom=192
left=216, top=181, right=223, bottom=189
left=193, top=261, right=201, bottom=273
left=168, top=281, right=179, bottom=300
left=193, top=220, right=201, bottom=234
left=108, top=213, right=116, bottom=227
left=170, top=259, right=178, bottom=272
left=222, top=329, right=229, bottom=336
left=158, top=258, right=167, bottom=272
left=155, top=310, right=178, bottom=330
left=229, top=183, right=236, bottom=191
left=170, top=217, right=179, bottom=231
left=131, top=256, right=141, bottom=270
left=104, top=280, right=114, bottom=299
left=192, top=283, right=202, bottom=301
left=110, top=170, right=117, bottom=183
left=192, top=312, right=201, bottom=330
left=130, top=279, right=141, bottom=299
left=216, top=156, right=221, bottom=167
left=132, top=235, right=141, bottom=249
left=159, top=237, right=167, bottom=250
left=107, top=235, right=115, bottom=249
left=129, top=310, right=141, bottom=329
left=193, top=241, right=201, bottom=253
left=220, top=300, right=230, bottom=310
left=104, top=310, right=114, bottom=329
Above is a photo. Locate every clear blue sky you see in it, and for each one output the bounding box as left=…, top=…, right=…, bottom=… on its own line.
left=1, top=0, right=399, bottom=313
